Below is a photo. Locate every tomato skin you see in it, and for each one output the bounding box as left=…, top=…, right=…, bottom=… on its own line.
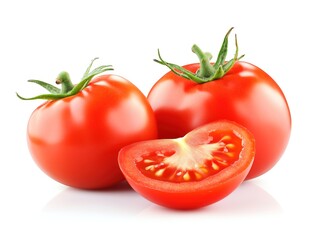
left=118, top=121, right=255, bottom=209
left=148, top=62, right=291, bottom=179
left=122, top=165, right=250, bottom=209
left=27, top=74, right=157, bottom=189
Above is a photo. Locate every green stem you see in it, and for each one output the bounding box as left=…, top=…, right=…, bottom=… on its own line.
left=55, top=71, right=74, bottom=94
left=191, top=44, right=215, bottom=78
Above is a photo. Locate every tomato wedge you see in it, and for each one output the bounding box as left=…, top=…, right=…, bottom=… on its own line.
left=118, top=120, right=255, bottom=209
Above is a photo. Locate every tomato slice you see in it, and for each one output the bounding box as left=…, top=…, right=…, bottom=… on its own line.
left=118, top=120, right=255, bottom=209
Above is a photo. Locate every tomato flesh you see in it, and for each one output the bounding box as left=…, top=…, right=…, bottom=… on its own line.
left=119, top=120, right=255, bottom=209
left=136, top=130, right=242, bottom=183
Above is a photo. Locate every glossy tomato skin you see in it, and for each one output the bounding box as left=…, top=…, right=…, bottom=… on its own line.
left=27, top=74, right=157, bottom=189
left=118, top=121, right=255, bottom=209
left=148, top=62, right=291, bottom=179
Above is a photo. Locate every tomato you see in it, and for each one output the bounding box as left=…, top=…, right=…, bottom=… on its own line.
left=118, top=120, right=255, bottom=209
left=148, top=28, right=291, bottom=179
left=18, top=59, right=157, bottom=189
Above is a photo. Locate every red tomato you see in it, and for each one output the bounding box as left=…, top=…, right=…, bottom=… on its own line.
left=19, top=60, right=157, bottom=189
left=148, top=29, right=291, bottom=179
left=118, top=120, right=255, bottom=209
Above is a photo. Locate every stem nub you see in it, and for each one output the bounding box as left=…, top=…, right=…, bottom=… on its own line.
left=154, top=27, right=245, bottom=83
left=191, top=44, right=215, bottom=79
left=56, top=71, right=74, bottom=94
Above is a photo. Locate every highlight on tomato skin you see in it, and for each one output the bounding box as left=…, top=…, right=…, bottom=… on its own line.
left=118, top=120, right=256, bottom=209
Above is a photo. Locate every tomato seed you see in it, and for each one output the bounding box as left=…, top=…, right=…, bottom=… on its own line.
left=194, top=172, right=202, bottom=180
left=226, top=143, right=235, bottom=149
left=199, top=167, right=209, bottom=174
left=215, top=159, right=229, bottom=166
left=183, top=172, right=191, bottom=181
left=144, top=159, right=155, bottom=164
left=226, top=152, right=235, bottom=158
left=155, top=168, right=166, bottom=177
left=212, top=162, right=220, bottom=170
left=220, top=135, right=231, bottom=142
left=145, top=165, right=155, bottom=171
left=176, top=171, right=182, bottom=176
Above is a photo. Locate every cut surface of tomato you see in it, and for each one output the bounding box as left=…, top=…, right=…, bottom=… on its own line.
left=136, top=129, right=242, bottom=183
left=118, top=120, right=255, bottom=209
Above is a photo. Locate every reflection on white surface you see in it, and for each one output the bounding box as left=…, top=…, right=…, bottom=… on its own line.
left=42, top=181, right=152, bottom=220
left=211, top=181, right=282, bottom=215
left=136, top=181, right=282, bottom=218
left=42, top=180, right=281, bottom=220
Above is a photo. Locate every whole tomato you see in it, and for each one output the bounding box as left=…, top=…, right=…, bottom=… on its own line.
left=147, top=28, right=291, bottom=179
left=18, top=58, right=157, bottom=189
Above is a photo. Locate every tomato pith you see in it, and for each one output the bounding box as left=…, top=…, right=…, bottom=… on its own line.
left=119, top=120, right=255, bottom=209
left=136, top=130, right=242, bottom=183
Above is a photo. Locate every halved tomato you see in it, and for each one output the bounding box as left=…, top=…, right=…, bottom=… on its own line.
left=118, top=120, right=255, bottom=209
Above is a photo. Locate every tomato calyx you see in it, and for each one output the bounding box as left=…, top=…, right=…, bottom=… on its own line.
left=16, top=58, right=113, bottom=100
left=154, top=27, right=245, bottom=83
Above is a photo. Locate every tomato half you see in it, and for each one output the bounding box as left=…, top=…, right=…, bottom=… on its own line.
left=148, top=29, right=291, bottom=179
left=20, top=61, right=157, bottom=189
left=118, top=120, right=255, bottom=209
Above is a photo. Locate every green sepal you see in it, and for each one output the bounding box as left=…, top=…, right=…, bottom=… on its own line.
left=214, top=28, right=232, bottom=68
left=154, top=50, right=206, bottom=84
left=17, top=58, right=113, bottom=101
left=27, top=80, right=60, bottom=94
left=69, top=64, right=113, bottom=95
left=154, top=27, right=244, bottom=83
left=16, top=92, right=74, bottom=100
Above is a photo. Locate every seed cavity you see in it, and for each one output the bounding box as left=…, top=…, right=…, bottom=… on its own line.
left=137, top=130, right=241, bottom=183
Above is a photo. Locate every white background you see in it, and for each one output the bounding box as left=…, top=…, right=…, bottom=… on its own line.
left=1, top=0, right=318, bottom=239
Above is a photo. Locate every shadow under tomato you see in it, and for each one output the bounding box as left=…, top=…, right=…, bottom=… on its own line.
left=42, top=180, right=281, bottom=221
left=42, top=181, right=153, bottom=220
left=209, top=180, right=282, bottom=215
